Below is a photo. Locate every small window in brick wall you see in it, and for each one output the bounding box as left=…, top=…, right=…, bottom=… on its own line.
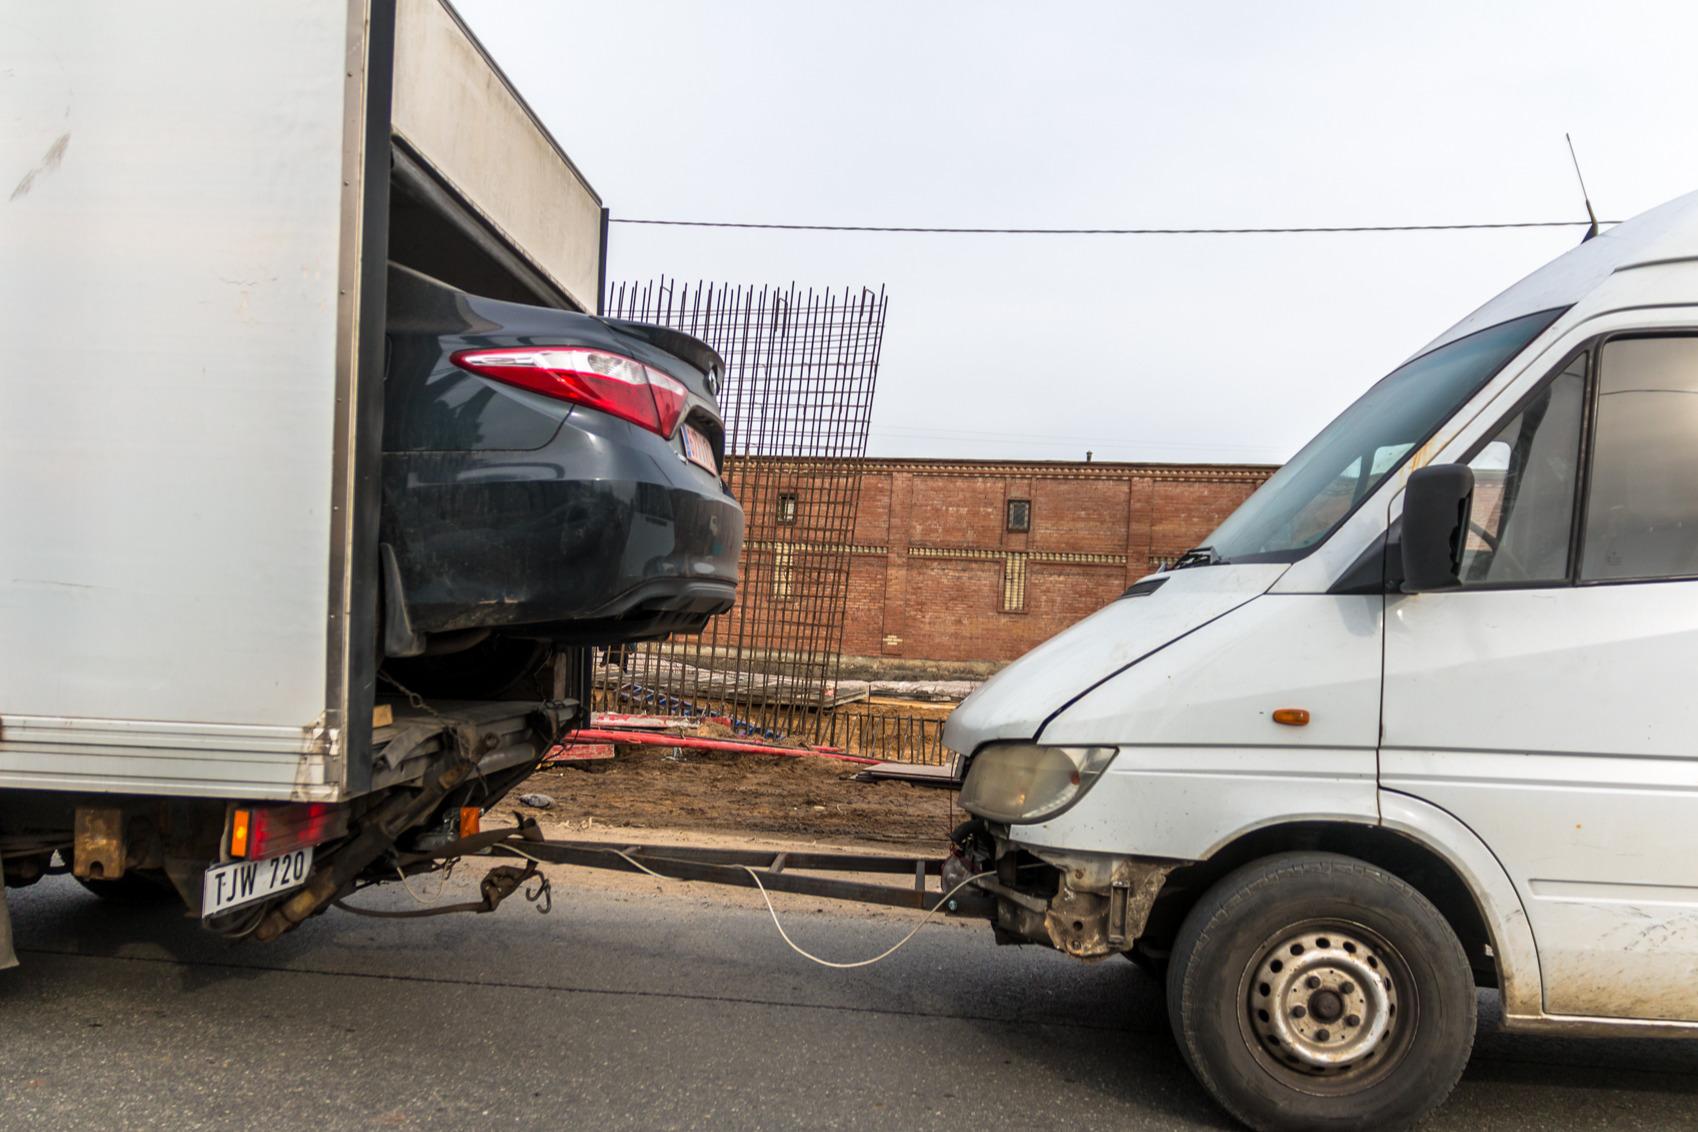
left=1006, top=498, right=1031, bottom=533
left=777, top=492, right=798, bottom=524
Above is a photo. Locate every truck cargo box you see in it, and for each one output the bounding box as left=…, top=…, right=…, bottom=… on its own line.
left=0, top=0, right=605, bottom=802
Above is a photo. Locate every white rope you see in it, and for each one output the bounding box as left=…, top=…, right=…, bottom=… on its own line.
left=395, top=860, right=453, bottom=905
left=740, top=866, right=993, bottom=970
left=607, top=847, right=669, bottom=879
left=496, top=842, right=553, bottom=868
left=512, top=844, right=991, bottom=970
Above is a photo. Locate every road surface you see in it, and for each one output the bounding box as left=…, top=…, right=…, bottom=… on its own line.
left=3, top=864, right=1696, bottom=1130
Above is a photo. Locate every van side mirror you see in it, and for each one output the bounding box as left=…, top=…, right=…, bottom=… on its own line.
left=1400, top=464, right=1474, bottom=593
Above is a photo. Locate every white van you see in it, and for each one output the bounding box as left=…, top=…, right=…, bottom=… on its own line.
left=942, top=191, right=1698, bottom=1130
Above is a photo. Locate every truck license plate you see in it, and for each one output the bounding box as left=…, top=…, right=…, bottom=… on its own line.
left=201, top=847, right=313, bottom=918
left=682, top=424, right=718, bottom=474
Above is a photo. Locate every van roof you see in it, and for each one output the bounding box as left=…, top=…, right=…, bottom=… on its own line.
left=1420, top=189, right=1698, bottom=356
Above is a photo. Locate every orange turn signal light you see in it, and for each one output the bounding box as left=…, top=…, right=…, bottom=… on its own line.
left=229, top=809, right=251, bottom=858
left=1272, top=708, right=1311, bottom=726
left=458, top=806, right=481, bottom=840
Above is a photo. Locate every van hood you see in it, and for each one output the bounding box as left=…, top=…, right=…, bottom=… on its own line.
left=941, top=563, right=1288, bottom=752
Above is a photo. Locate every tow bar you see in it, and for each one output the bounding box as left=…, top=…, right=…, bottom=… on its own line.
left=326, top=817, right=997, bottom=972
left=487, top=831, right=996, bottom=916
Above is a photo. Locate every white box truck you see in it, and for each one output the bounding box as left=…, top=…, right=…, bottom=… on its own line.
left=0, top=1, right=639, bottom=959
left=943, top=191, right=1698, bottom=1130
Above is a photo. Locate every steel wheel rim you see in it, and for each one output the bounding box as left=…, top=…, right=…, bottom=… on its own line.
left=1236, top=919, right=1418, bottom=1094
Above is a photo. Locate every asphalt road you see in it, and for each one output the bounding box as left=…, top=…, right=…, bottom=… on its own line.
left=3, top=867, right=1696, bottom=1131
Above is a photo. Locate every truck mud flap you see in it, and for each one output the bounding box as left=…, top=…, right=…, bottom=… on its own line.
left=0, top=850, right=17, bottom=970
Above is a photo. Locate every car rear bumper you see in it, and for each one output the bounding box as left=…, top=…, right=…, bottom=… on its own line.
left=381, top=412, right=743, bottom=644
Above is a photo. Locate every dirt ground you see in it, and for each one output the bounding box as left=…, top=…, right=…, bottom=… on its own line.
left=488, top=743, right=962, bottom=855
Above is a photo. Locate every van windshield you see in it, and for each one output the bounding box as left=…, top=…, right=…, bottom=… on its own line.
left=1198, top=308, right=1565, bottom=564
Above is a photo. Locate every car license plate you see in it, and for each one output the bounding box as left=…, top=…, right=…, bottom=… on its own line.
left=201, top=847, right=313, bottom=918
left=682, top=424, right=718, bottom=474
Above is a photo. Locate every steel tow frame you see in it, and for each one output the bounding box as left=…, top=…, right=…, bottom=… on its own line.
left=482, top=826, right=995, bottom=917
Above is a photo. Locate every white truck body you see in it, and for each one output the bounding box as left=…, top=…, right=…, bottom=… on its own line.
left=946, top=190, right=1698, bottom=1039
left=0, top=0, right=602, bottom=803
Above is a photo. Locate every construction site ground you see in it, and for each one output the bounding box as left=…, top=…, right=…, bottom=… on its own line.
left=489, top=741, right=962, bottom=856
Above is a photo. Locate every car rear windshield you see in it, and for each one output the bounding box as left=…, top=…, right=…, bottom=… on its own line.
left=1200, top=307, right=1565, bottom=564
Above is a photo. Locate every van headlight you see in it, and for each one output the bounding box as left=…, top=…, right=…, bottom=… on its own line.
left=958, top=743, right=1117, bottom=824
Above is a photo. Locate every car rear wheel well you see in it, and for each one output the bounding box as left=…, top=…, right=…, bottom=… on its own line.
left=1136, top=822, right=1498, bottom=989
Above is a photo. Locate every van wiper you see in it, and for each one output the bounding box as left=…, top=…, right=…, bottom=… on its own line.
left=1172, top=545, right=1226, bottom=569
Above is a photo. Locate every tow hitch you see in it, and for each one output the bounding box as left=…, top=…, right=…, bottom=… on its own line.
left=341, top=816, right=999, bottom=923
left=483, top=825, right=996, bottom=916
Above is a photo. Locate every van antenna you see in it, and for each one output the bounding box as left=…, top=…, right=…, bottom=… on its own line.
left=1565, top=133, right=1599, bottom=243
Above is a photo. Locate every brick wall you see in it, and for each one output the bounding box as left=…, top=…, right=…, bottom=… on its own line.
left=732, top=457, right=1274, bottom=664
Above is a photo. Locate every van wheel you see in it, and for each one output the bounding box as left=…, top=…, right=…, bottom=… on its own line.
left=1166, top=852, right=1474, bottom=1132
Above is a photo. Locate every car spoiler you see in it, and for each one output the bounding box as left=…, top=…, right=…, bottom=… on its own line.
left=606, top=319, right=725, bottom=382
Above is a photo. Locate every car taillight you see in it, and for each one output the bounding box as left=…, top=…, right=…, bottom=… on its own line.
left=227, top=802, right=349, bottom=860
left=451, top=347, right=689, bottom=438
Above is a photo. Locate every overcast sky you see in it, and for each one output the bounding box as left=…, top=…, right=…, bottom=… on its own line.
left=457, top=0, right=1698, bottom=465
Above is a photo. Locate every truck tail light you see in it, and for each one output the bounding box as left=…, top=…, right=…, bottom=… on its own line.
left=451, top=347, right=688, bottom=438
left=227, top=802, right=350, bottom=860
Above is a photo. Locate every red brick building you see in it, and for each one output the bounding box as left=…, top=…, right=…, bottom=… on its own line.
left=734, top=457, right=1275, bottom=664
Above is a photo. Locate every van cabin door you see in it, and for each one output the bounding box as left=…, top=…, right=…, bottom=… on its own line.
left=1382, top=333, right=1698, bottom=1023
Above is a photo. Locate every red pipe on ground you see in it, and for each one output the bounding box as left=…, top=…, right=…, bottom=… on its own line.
left=559, top=728, right=881, bottom=766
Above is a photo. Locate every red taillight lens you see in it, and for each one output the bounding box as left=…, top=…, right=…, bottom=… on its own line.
left=645, top=369, right=688, bottom=439
left=229, top=802, right=348, bottom=860
left=451, top=347, right=690, bottom=438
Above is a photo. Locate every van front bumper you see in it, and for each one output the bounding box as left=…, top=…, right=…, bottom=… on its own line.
left=949, top=820, right=1179, bottom=959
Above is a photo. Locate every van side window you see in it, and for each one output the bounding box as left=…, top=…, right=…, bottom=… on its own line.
left=1460, top=354, right=1585, bottom=585
left=1582, top=337, right=1698, bottom=581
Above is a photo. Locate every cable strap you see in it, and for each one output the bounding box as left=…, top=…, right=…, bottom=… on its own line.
left=334, top=861, right=550, bottom=920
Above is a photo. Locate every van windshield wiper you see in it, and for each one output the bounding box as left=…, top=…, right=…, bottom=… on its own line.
left=1172, top=545, right=1227, bottom=569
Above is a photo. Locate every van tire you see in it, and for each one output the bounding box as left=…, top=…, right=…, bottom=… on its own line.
left=1166, top=851, right=1475, bottom=1132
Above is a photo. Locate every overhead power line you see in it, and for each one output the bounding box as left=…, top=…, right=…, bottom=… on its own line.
left=610, top=216, right=1619, bottom=236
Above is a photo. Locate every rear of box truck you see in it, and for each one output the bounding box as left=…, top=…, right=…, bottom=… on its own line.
left=0, top=0, right=606, bottom=953
left=1, top=0, right=387, bottom=795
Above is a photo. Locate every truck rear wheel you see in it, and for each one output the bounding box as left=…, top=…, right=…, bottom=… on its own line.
left=1166, top=852, right=1474, bottom=1131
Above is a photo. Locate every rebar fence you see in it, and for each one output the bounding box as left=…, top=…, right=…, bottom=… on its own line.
left=822, top=701, right=951, bottom=766
left=595, top=279, right=887, bottom=747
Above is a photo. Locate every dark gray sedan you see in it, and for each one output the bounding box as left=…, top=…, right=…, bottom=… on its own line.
left=378, top=265, right=742, bottom=694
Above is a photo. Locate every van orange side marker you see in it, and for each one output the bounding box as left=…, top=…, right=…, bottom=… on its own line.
left=1272, top=708, right=1311, bottom=726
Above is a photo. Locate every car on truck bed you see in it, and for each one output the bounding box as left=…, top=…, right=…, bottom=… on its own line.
left=379, top=265, right=743, bottom=697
